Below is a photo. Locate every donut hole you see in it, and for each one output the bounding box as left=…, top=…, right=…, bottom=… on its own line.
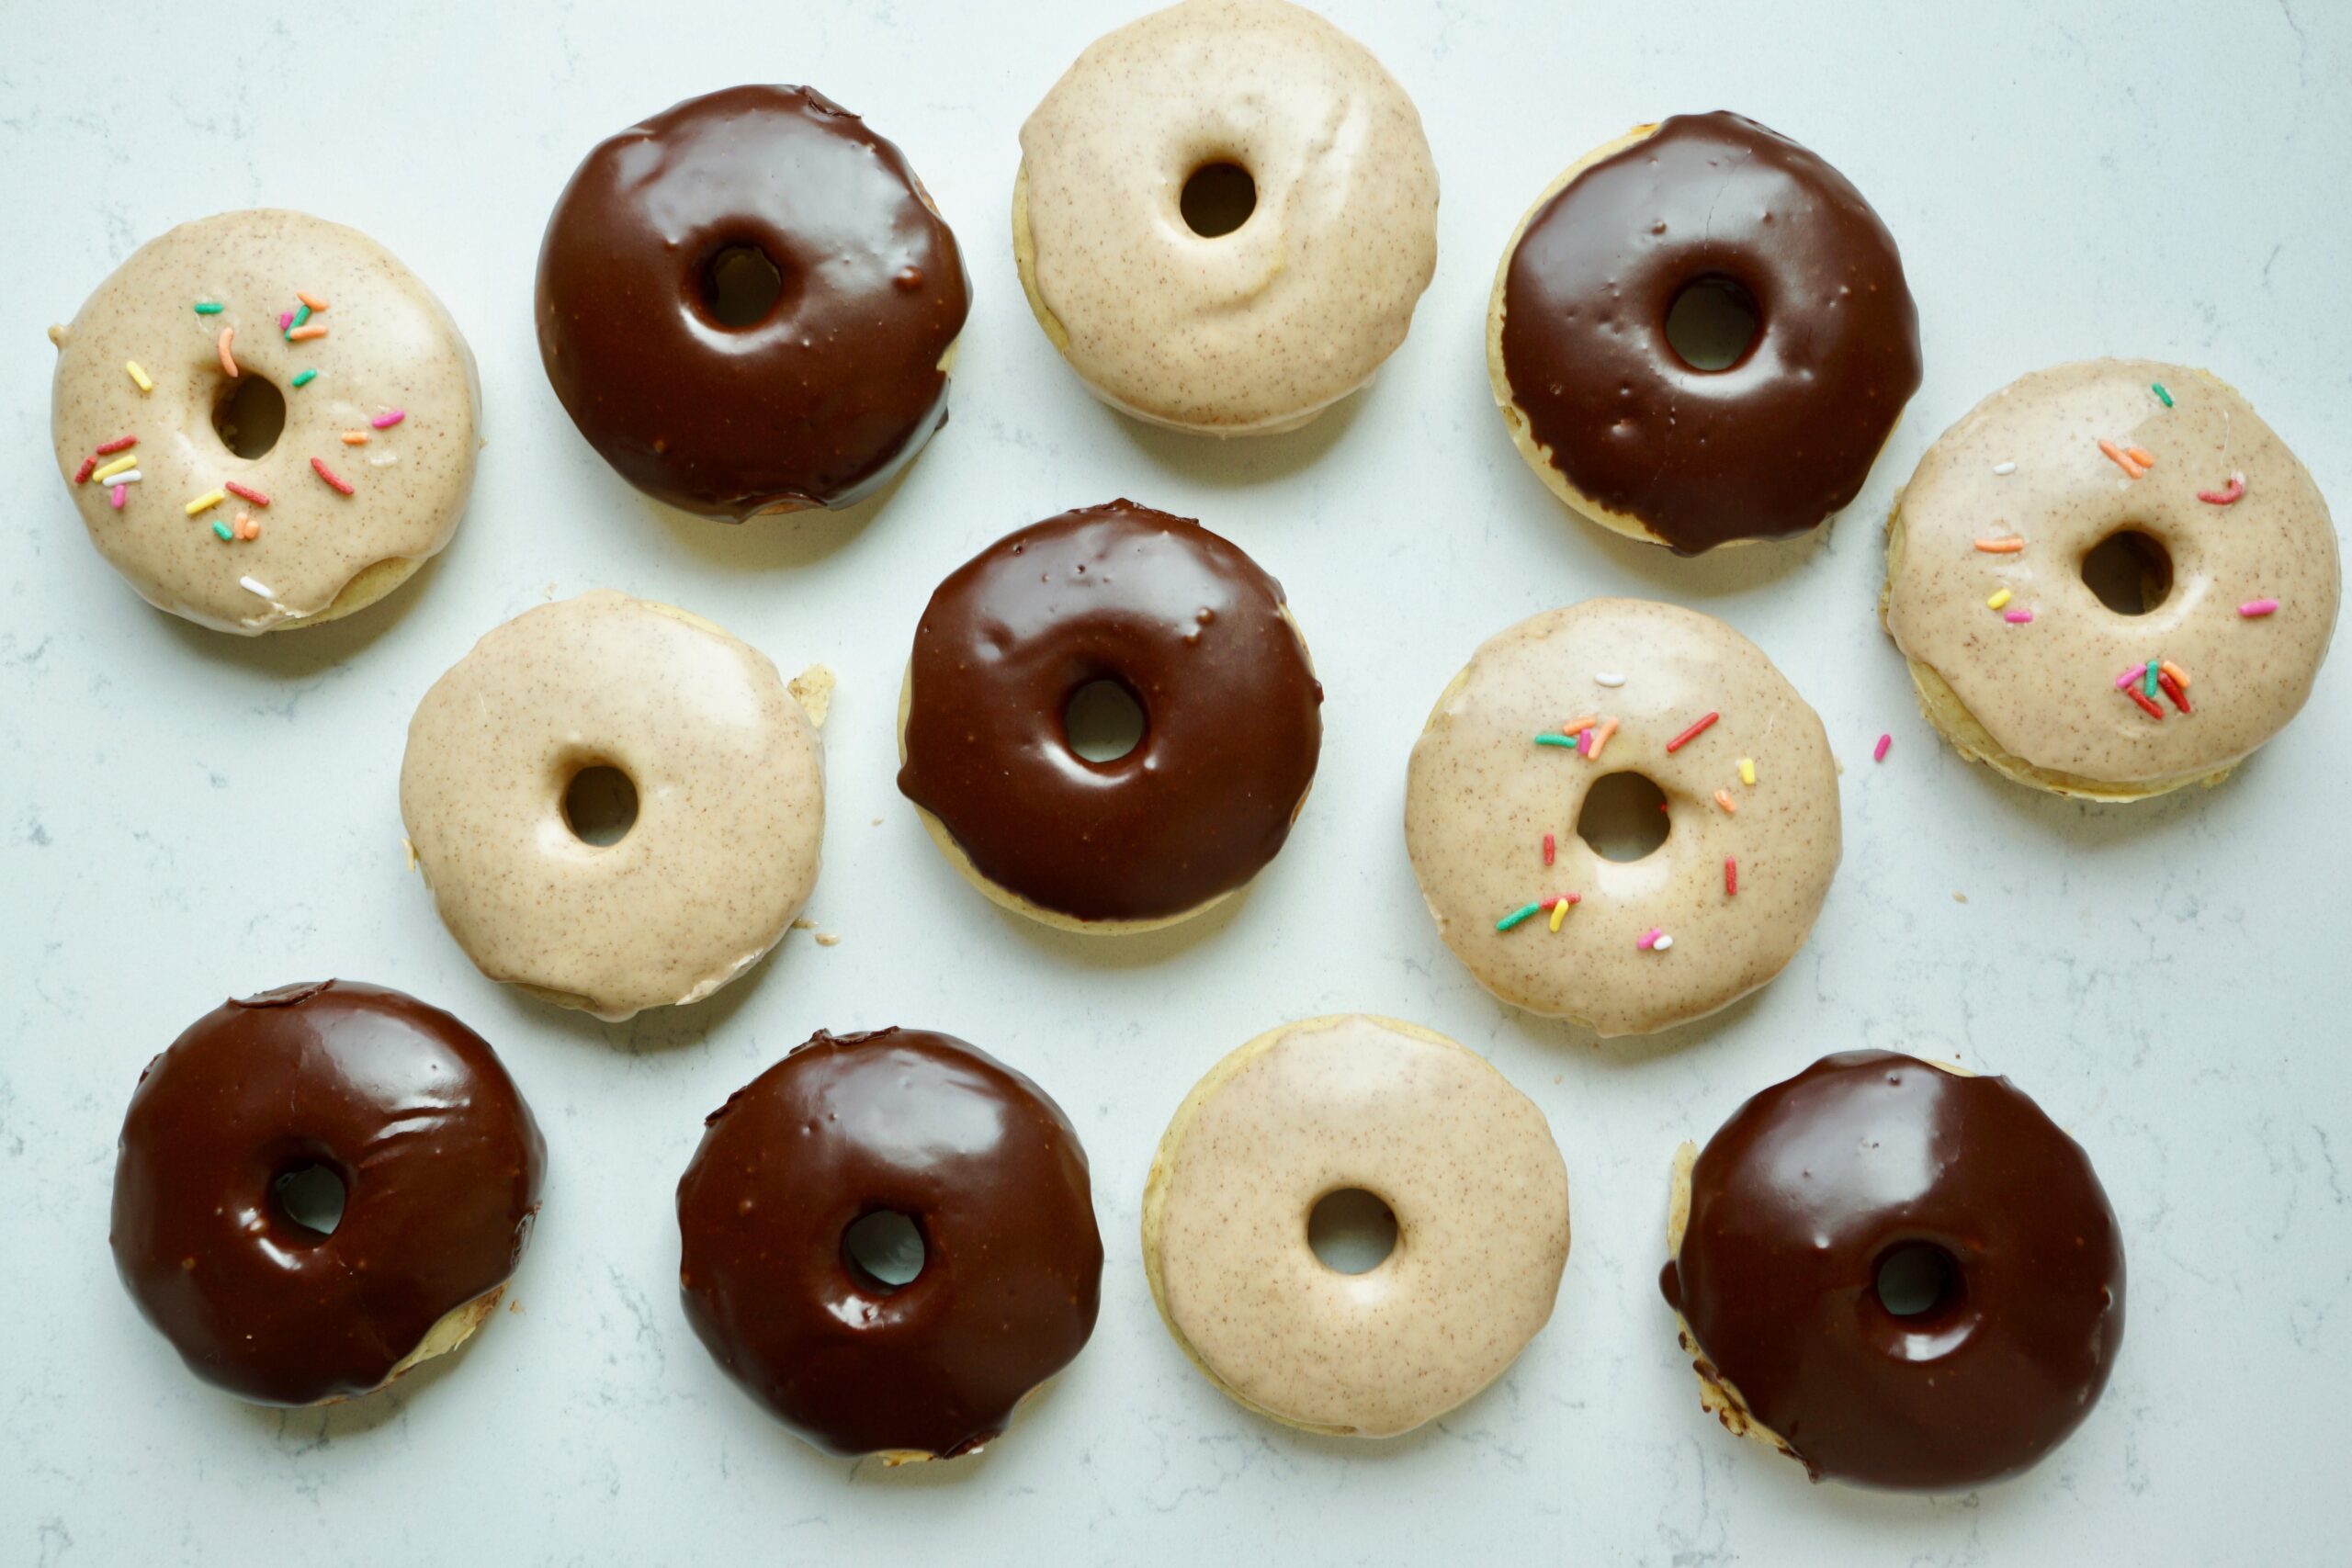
left=1665, top=276, right=1762, bottom=372
left=210, top=373, right=287, bottom=459
left=1577, top=772, right=1671, bottom=863
left=1873, top=1241, right=1965, bottom=1320
left=698, top=243, right=786, bottom=330
left=1180, top=162, right=1257, bottom=239
left=1063, top=679, right=1147, bottom=764
left=842, top=1210, right=926, bottom=1292
left=2080, top=528, right=2174, bottom=615
left=561, top=763, right=639, bottom=847
left=1306, top=1188, right=1397, bottom=1276
left=270, top=1162, right=348, bottom=1239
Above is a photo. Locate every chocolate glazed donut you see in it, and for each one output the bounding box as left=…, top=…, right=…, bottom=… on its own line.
left=537, top=85, right=970, bottom=519
left=897, top=500, right=1323, bottom=925
left=677, top=1028, right=1102, bottom=1459
left=1663, top=1052, right=2125, bottom=1489
left=110, top=981, right=546, bottom=1406
left=1498, top=112, right=1921, bottom=552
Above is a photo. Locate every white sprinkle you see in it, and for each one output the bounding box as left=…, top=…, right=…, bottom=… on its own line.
left=1993, top=461, right=2018, bottom=476
left=238, top=575, right=275, bottom=600
left=1653, top=934, right=1675, bottom=951
left=111, top=469, right=142, bottom=484
left=1595, top=671, right=1626, bottom=687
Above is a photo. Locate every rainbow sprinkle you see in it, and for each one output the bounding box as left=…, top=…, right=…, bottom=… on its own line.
left=1975, top=536, right=2025, bottom=553
left=2005, top=609, right=2034, bottom=624
left=210, top=520, right=232, bottom=542
left=291, top=368, right=318, bottom=389
left=1586, top=718, right=1618, bottom=761
left=2240, top=598, right=2278, bottom=617
left=2125, top=686, right=2164, bottom=721
left=1738, top=758, right=1756, bottom=786
left=1542, top=832, right=1555, bottom=866
left=1665, top=712, right=1720, bottom=753
left=1497, top=901, right=1544, bottom=933
left=224, top=480, right=271, bottom=507
left=1993, top=461, right=2018, bottom=476
left=311, top=457, right=355, bottom=495
left=238, top=575, right=273, bottom=600
left=91, top=454, right=137, bottom=484
left=72, top=457, right=96, bottom=485
left=370, top=408, right=406, bottom=430
left=94, top=434, right=137, bottom=456
left=297, top=290, right=328, bottom=311
left=1724, top=856, right=1737, bottom=897
left=1986, top=588, right=2013, bottom=611
left=2098, top=438, right=2146, bottom=479
left=1872, top=733, right=1891, bottom=763
left=278, top=310, right=294, bottom=333
left=184, top=489, right=225, bottom=516
left=2151, top=382, right=2175, bottom=408
left=125, top=361, right=153, bottom=392
left=2143, top=660, right=2160, bottom=698
left=288, top=323, right=327, bottom=343
left=1713, top=788, right=1738, bottom=815
left=108, top=484, right=126, bottom=509
left=193, top=301, right=224, bottom=315
left=1533, top=734, right=1579, bottom=750
left=2199, top=472, right=2246, bottom=506
left=217, top=326, right=238, bottom=378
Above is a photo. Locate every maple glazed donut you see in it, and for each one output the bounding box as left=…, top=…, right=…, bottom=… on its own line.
left=896, top=500, right=1322, bottom=931
left=537, top=85, right=969, bottom=518
left=51, top=209, right=480, bottom=632
left=1662, top=1052, right=2127, bottom=1489
left=1014, top=0, right=1439, bottom=434
left=678, top=1027, right=1102, bottom=1461
left=1488, top=112, right=1920, bottom=551
left=1883, top=359, right=2340, bottom=800
left=1142, top=1015, right=1570, bottom=1438
left=111, top=981, right=545, bottom=1406
left=1405, top=599, right=1840, bottom=1037
left=401, top=591, right=828, bottom=1021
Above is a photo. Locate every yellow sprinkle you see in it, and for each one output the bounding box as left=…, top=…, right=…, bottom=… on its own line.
left=125, top=360, right=153, bottom=392
left=92, top=455, right=139, bottom=483
left=1986, top=588, right=2013, bottom=611
left=184, top=489, right=226, bottom=516
left=1548, top=898, right=1568, bottom=933
left=1738, top=757, right=1756, bottom=786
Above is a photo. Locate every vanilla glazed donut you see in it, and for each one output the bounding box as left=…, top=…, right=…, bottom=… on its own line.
left=400, top=592, right=828, bottom=1021
left=1014, top=0, right=1438, bottom=434
left=1488, top=113, right=1919, bottom=551
left=1661, top=1052, right=2125, bottom=1490
left=50, top=209, right=480, bottom=632
left=1405, top=599, right=1840, bottom=1037
left=1142, top=1015, right=1569, bottom=1438
left=1883, top=360, right=2339, bottom=800
left=111, top=980, right=545, bottom=1406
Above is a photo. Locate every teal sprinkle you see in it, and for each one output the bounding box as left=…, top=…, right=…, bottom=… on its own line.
left=1496, top=901, right=1544, bottom=933
left=192, top=301, right=224, bottom=315
left=2143, top=660, right=2160, bottom=697
left=1532, top=733, right=1580, bottom=749
left=291, top=368, right=317, bottom=388
left=2151, top=382, right=2174, bottom=408
left=287, top=303, right=311, bottom=338
left=210, top=520, right=232, bottom=542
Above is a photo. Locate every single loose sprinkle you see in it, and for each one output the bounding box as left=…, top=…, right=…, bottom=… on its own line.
left=210, top=520, right=232, bottom=542
left=2126, top=446, right=2157, bottom=469
left=1713, top=788, right=1738, bottom=815
left=2151, top=382, right=2175, bottom=408
left=193, top=301, right=224, bottom=315
left=1993, top=461, right=2018, bottom=476
left=109, top=484, right=126, bottom=509
left=2098, top=438, right=2144, bottom=479
left=291, top=368, right=318, bottom=389
left=1986, top=588, right=2013, bottom=611
left=2125, top=686, right=2165, bottom=721
left=296, top=290, right=328, bottom=311
left=1974, top=536, right=2025, bottom=553
left=2199, top=472, right=2246, bottom=505
left=223, top=480, right=271, bottom=507
left=1637, top=927, right=1662, bottom=951
left=125, top=361, right=153, bottom=391
left=311, top=457, right=355, bottom=495
left=1738, top=757, right=1756, bottom=786
left=1594, top=671, right=1624, bottom=687
left=94, top=434, right=137, bottom=456
left=370, top=408, right=406, bottom=430
left=288, top=323, right=327, bottom=342
left=238, top=575, right=274, bottom=600
left=2157, top=669, right=2192, bottom=714
left=1533, top=733, right=1579, bottom=750
left=1497, top=901, right=1544, bottom=933
left=2005, top=609, right=2034, bottom=623
left=72, top=457, right=96, bottom=485
left=1542, top=832, right=1555, bottom=866
left=1586, top=717, right=1619, bottom=761
left=92, top=455, right=138, bottom=483
left=1724, top=856, right=1737, bottom=897
left=340, top=430, right=370, bottom=445
left=1653, top=934, right=1675, bottom=952
left=2160, top=660, right=2191, bottom=690
left=217, top=326, right=238, bottom=378
left=184, top=489, right=225, bottom=516
left=1665, top=712, right=1720, bottom=753
left=2239, top=598, right=2278, bottom=617
left=1872, top=733, right=1891, bottom=763
left=1562, top=715, right=1598, bottom=736
left=1548, top=897, right=1570, bottom=932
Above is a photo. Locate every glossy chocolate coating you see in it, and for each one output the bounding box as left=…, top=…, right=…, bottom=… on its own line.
left=897, top=500, right=1323, bottom=922
left=110, top=981, right=546, bottom=1406
left=536, top=85, right=970, bottom=519
left=677, top=1028, right=1102, bottom=1458
left=1500, top=112, right=1920, bottom=552
left=1663, top=1051, right=2125, bottom=1489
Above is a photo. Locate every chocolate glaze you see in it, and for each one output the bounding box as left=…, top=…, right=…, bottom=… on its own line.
left=536, top=85, right=970, bottom=519
left=897, top=501, right=1323, bottom=923
left=110, top=981, right=546, bottom=1406
left=1663, top=1051, right=2124, bottom=1489
left=676, top=1028, right=1102, bottom=1458
left=1500, top=112, right=1921, bottom=552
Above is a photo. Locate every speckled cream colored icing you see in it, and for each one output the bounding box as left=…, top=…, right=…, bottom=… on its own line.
left=49, top=209, right=479, bottom=634
left=1883, top=360, right=2338, bottom=799
left=1013, top=0, right=1438, bottom=434
left=1141, top=1015, right=1569, bottom=1438
left=399, top=592, right=825, bottom=1022
left=1405, top=600, right=1841, bottom=1038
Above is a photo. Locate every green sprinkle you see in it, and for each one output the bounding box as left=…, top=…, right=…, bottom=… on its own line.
left=291, top=368, right=317, bottom=388
left=1532, top=733, right=1580, bottom=749
left=2143, top=659, right=2160, bottom=697
left=1496, top=901, right=1544, bottom=933
left=193, top=301, right=224, bottom=315
left=2151, top=382, right=2174, bottom=408
left=210, top=520, right=232, bottom=542
left=287, top=303, right=311, bottom=338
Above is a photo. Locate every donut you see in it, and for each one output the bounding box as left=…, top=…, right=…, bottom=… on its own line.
left=110, top=981, right=544, bottom=1406
left=50, top=209, right=480, bottom=632
left=537, top=85, right=969, bottom=519
left=1883, top=360, right=2340, bottom=800
left=401, top=591, right=827, bottom=1021
left=1142, top=1015, right=1569, bottom=1437
left=1014, top=0, right=1438, bottom=434
left=1405, top=599, right=1840, bottom=1036
left=1488, top=112, right=1920, bottom=552
left=677, top=1027, right=1102, bottom=1461
left=1662, top=1051, right=2126, bottom=1489
left=896, top=499, right=1321, bottom=931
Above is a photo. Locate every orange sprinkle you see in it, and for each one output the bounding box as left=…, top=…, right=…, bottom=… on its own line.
left=1973, top=536, right=2026, bottom=553
left=288, top=323, right=328, bottom=342
left=340, top=430, right=370, bottom=446
left=217, top=325, right=239, bottom=378
left=232, top=511, right=258, bottom=541
left=2160, top=659, right=2190, bottom=690
left=1562, top=715, right=1599, bottom=736
left=2098, top=438, right=2144, bottom=479
left=1713, top=788, right=1739, bottom=815
left=296, top=290, right=329, bottom=311
left=1586, top=717, right=1619, bottom=761
left=2126, top=446, right=2156, bottom=468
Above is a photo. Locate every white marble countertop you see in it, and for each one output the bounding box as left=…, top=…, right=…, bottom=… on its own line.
left=3, top=2, right=2346, bottom=1562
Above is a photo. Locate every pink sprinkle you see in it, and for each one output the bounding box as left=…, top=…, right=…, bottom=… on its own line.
left=2004, top=609, right=2034, bottom=624
left=2198, top=472, right=2246, bottom=506
left=279, top=310, right=294, bottom=333
left=311, top=457, right=355, bottom=495
left=370, top=408, right=406, bottom=430
left=2239, top=599, right=2278, bottom=617
left=94, top=433, right=137, bottom=456
left=1577, top=728, right=1592, bottom=757
left=1636, top=927, right=1661, bottom=951
left=1542, top=832, right=1555, bottom=866
left=1871, top=733, right=1892, bottom=763
left=109, top=483, right=127, bottom=510
left=2113, top=665, right=2142, bottom=690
